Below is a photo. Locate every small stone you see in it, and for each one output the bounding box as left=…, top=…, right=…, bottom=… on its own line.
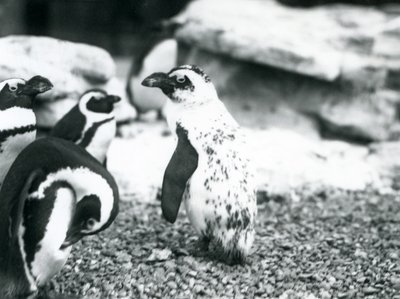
left=164, top=261, right=176, bottom=269
left=147, top=248, right=172, bottom=262
left=354, top=249, right=368, bottom=259
left=194, top=284, right=204, bottom=294
left=363, top=287, right=379, bottom=295
left=320, top=290, right=331, bottom=299
left=188, top=270, right=198, bottom=277
left=391, top=277, right=400, bottom=289
left=189, top=278, right=195, bottom=288
left=167, top=281, right=178, bottom=289
left=337, top=290, right=357, bottom=299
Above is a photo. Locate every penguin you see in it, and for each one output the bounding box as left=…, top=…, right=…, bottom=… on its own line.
left=142, top=65, right=257, bottom=264
left=50, top=89, right=120, bottom=165
left=0, top=76, right=53, bottom=186
left=122, top=0, right=191, bottom=117
left=0, top=137, right=119, bottom=298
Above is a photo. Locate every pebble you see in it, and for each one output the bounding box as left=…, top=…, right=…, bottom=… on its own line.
left=363, top=287, right=379, bottom=295
left=391, top=277, right=400, bottom=289
left=320, top=290, right=331, bottom=299
left=354, top=249, right=367, bottom=259
left=167, top=281, right=178, bottom=289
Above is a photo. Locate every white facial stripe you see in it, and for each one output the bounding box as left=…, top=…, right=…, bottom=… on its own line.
left=79, top=91, right=112, bottom=118
left=80, top=91, right=106, bottom=104
left=0, top=107, right=36, bottom=130
left=30, top=187, right=75, bottom=286
left=0, top=78, right=25, bottom=91
left=31, top=167, right=114, bottom=230
left=78, top=92, right=115, bottom=140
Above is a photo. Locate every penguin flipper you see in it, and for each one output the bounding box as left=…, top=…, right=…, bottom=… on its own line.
left=161, top=124, right=198, bottom=223
left=10, top=168, right=45, bottom=241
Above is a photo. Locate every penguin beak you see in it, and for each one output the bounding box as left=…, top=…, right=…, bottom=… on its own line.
left=141, top=72, right=175, bottom=94
left=60, top=228, right=83, bottom=250
left=106, top=95, right=121, bottom=104
left=20, top=75, right=53, bottom=96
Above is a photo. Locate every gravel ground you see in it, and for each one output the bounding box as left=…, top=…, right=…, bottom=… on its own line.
left=40, top=189, right=400, bottom=299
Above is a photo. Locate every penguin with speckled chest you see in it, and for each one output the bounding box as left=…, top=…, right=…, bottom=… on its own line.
left=50, top=89, right=120, bottom=165
left=142, top=65, right=257, bottom=264
left=0, top=76, right=53, bottom=186
left=0, top=137, right=119, bottom=298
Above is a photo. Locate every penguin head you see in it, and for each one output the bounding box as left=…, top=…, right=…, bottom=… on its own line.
left=78, top=89, right=121, bottom=116
left=141, top=65, right=218, bottom=105
left=0, top=76, right=53, bottom=110
left=60, top=194, right=117, bottom=249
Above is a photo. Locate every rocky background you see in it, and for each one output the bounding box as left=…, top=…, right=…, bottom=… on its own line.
left=1, top=0, right=400, bottom=203
left=116, top=0, right=400, bottom=202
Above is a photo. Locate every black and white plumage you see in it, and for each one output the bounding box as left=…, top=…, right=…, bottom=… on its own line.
left=0, top=76, right=53, bottom=186
left=0, top=137, right=119, bottom=298
left=142, top=65, right=257, bottom=263
left=50, top=89, right=120, bottom=165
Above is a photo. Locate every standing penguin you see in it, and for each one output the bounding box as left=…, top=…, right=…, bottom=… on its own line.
left=0, top=137, right=119, bottom=298
left=0, top=76, right=53, bottom=185
left=50, top=89, right=120, bottom=165
left=142, top=65, right=257, bottom=264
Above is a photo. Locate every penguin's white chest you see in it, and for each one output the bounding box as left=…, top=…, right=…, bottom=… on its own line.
left=0, top=130, right=35, bottom=184
left=184, top=173, right=211, bottom=235
left=32, top=246, right=71, bottom=287
left=85, top=120, right=116, bottom=163
left=184, top=166, right=232, bottom=235
left=20, top=187, right=75, bottom=288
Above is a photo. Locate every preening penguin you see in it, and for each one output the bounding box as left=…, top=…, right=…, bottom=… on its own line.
left=142, top=65, right=257, bottom=264
left=0, top=76, right=53, bottom=185
left=50, top=89, right=120, bottom=165
left=0, top=137, right=119, bottom=298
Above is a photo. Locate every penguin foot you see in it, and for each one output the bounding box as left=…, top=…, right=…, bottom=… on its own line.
left=226, top=251, right=247, bottom=266
left=216, top=243, right=248, bottom=266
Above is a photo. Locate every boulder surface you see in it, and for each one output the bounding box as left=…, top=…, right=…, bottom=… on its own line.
left=0, top=35, right=136, bottom=127
left=173, top=0, right=400, bottom=142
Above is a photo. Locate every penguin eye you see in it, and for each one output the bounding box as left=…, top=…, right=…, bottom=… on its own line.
left=9, top=85, right=17, bottom=92
left=86, top=218, right=96, bottom=230
left=176, top=76, right=186, bottom=84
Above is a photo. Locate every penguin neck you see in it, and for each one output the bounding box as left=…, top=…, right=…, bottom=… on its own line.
left=165, top=98, right=233, bottom=133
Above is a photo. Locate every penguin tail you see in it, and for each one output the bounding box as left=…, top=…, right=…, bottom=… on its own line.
left=0, top=272, right=36, bottom=299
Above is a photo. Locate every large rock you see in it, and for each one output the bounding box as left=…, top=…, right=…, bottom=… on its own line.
left=128, top=39, right=177, bottom=115
left=0, top=35, right=136, bottom=127
left=110, top=122, right=389, bottom=201
left=173, top=0, right=400, bottom=142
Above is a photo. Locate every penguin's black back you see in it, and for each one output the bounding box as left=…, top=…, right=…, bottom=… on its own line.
left=50, top=105, right=86, bottom=142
